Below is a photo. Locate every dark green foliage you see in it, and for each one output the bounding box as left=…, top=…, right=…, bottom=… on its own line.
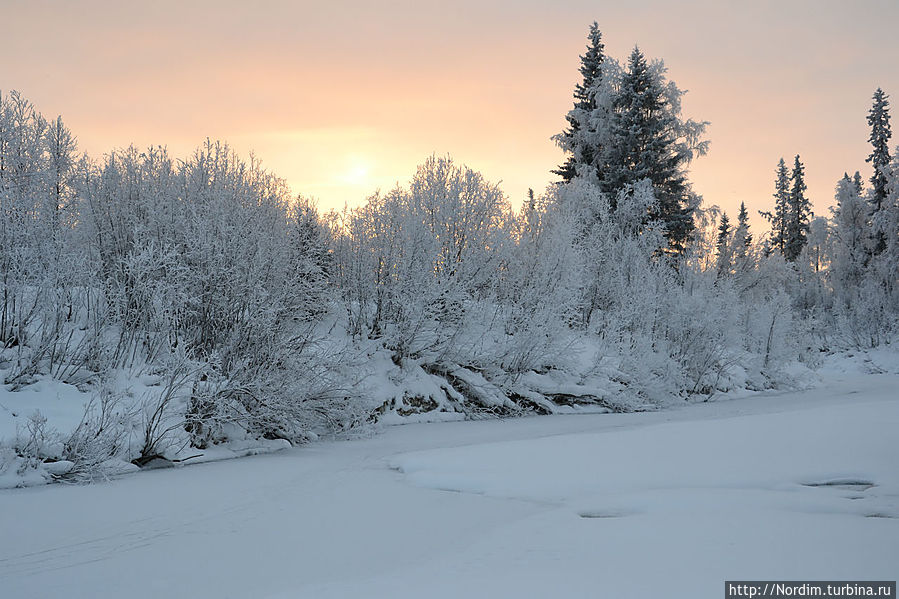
left=866, top=88, right=891, bottom=254
left=601, top=47, right=695, bottom=252
left=716, top=212, right=731, bottom=276
left=736, top=201, right=752, bottom=259
left=784, top=155, right=811, bottom=262
left=760, top=158, right=789, bottom=255
left=554, top=22, right=605, bottom=182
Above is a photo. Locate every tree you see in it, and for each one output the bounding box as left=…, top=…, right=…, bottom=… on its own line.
left=45, top=116, right=77, bottom=230
left=784, top=155, right=811, bottom=262
left=554, top=33, right=707, bottom=255
left=866, top=88, right=892, bottom=254
left=716, top=212, right=732, bottom=277
left=852, top=171, right=864, bottom=197
left=602, top=46, right=703, bottom=252
left=871, top=153, right=899, bottom=302
left=760, top=158, right=789, bottom=255
left=337, top=155, right=513, bottom=363
left=289, top=197, right=332, bottom=319
left=735, top=201, right=752, bottom=261
left=830, top=173, right=869, bottom=293
left=867, top=88, right=892, bottom=211
left=554, top=22, right=606, bottom=182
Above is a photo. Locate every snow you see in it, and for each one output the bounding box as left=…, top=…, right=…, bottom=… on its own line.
left=0, top=365, right=896, bottom=597
left=0, top=376, right=90, bottom=442
left=0, top=371, right=306, bottom=488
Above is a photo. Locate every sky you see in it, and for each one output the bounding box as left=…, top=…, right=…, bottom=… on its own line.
left=3, top=0, right=898, bottom=230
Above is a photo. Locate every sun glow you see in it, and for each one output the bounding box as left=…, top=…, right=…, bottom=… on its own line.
left=339, top=159, right=371, bottom=186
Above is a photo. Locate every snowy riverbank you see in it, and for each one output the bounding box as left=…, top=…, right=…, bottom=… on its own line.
left=1, top=357, right=897, bottom=598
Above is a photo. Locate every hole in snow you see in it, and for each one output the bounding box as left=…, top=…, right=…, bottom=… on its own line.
left=578, top=510, right=630, bottom=519
left=802, top=479, right=875, bottom=491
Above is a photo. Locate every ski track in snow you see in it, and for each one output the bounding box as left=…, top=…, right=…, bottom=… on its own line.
left=1, top=369, right=897, bottom=598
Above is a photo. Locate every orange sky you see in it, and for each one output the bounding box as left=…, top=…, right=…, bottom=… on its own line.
left=4, top=0, right=898, bottom=231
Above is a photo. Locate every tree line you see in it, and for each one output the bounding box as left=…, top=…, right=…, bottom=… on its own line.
left=0, top=22, right=896, bottom=476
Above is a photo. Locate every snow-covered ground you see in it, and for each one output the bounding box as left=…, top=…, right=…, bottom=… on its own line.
left=1, top=363, right=897, bottom=598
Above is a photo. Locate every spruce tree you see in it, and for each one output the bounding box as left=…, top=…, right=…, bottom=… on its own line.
left=852, top=171, right=864, bottom=197
left=867, top=88, right=892, bottom=211
left=760, top=158, right=790, bottom=255
left=716, top=212, right=732, bottom=277
left=866, top=88, right=892, bottom=254
left=735, top=201, right=752, bottom=260
left=290, top=198, right=331, bottom=317
left=554, top=23, right=605, bottom=182
left=603, top=46, right=695, bottom=252
left=784, top=154, right=811, bottom=262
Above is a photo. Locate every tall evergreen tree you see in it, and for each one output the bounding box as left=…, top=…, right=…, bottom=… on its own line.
left=290, top=197, right=332, bottom=317
left=716, top=212, right=732, bottom=277
left=603, top=46, right=695, bottom=252
left=866, top=88, right=892, bottom=254
left=735, top=201, right=752, bottom=260
left=784, top=154, right=811, bottom=262
left=760, top=158, right=789, bottom=255
left=866, top=88, right=892, bottom=212
left=554, top=23, right=605, bottom=182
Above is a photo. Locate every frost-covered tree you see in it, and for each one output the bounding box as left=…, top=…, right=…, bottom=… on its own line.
left=554, top=22, right=605, bottom=183
left=555, top=36, right=707, bottom=254
left=500, top=187, right=583, bottom=373
left=289, top=196, right=332, bottom=319
left=335, top=155, right=514, bottom=366
left=760, top=158, right=790, bottom=255
left=866, top=88, right=892, bottom=254
left=784, top=155, right=811, bottom=262
left=735, top=201, right=752, bottom=263
left=871, top=152, right=899, bottom=302
left=867, top=89, right=892, bottom=213
left=45, top=116, right=77, bottom=230
left=333, top=155, right=599, bottom=414
left=826, top=170, right=895, bottom=349
left=715, top=212, right=732, bottom=277
left=70, top=139, right=350, bottom=443
left=559, top=178, right=665, bottom=329
left=602, top=47, right=706, bottom=253
left=805, top=216, right=829, bottom=274
left=0, top=91, right=85, bottom=380
left=830, top=173, right=870, bottom=294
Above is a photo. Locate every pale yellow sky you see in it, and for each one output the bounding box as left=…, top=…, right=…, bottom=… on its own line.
left=3, top=0, right=898, bottom=230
